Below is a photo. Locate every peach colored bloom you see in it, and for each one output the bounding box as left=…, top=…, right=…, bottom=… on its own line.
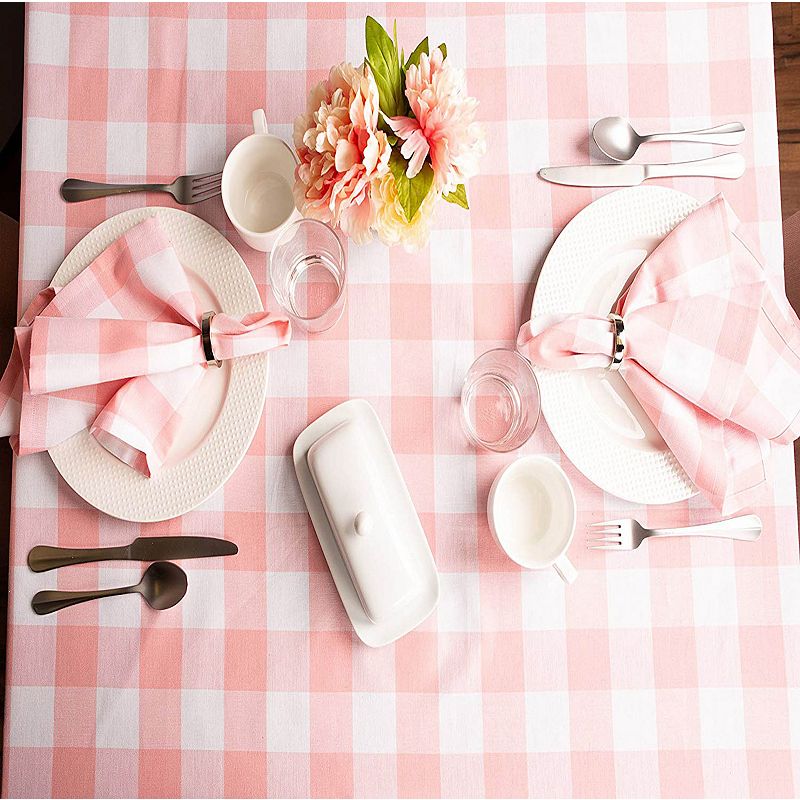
left=389, top=47, right=486, bottom=193
left=371, top=172, right=436, bottom=251
left=293, top=62, right=391, bottom=244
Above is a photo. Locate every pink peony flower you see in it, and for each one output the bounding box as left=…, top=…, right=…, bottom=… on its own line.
left=389, top=47, right=485, bottom=194
left=293, top=62, right=391, bottom=244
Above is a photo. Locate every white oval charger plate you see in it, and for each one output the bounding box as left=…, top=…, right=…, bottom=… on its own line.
left=48, top=207, right=267, bottom=522
left=532, top=185, right=700, bottom=505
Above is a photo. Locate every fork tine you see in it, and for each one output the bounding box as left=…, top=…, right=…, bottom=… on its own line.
left=192, top=175, right=222, bottom=189
left=587, top=544, right=627, bottom=551
left=586, top=535, right=622, bottom=542
left=192, top=173, right=221, bottom=184
left=586, top=526, right=623, bottom=535
left=191, top=177, right=222, bottom=194
left=588, top=520, right=624, bottom=528
left=190, top=188, right=222, bottom=203
left=186, top=187, right=222, bottom=204
left=190, top=170, right=224, bottom=183
left=190, top=181, right=222, bottom=199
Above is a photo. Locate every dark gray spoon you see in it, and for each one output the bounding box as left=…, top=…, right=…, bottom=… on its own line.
left=31, top=561, right=187, bottom=615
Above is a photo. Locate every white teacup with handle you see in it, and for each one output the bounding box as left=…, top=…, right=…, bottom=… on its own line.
left=488, top=455, right=578, bottom=584
left=222, top=109, right=301, bottom=252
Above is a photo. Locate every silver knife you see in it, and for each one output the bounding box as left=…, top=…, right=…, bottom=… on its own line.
left=28, top=536, right=238, bottom=572
left=539, top=153, right=745, bottom=187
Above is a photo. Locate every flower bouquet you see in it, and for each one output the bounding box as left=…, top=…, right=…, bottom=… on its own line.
left=293, top=17, right=485, bottom=250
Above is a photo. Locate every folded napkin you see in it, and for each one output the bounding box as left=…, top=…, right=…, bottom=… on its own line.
left=0, top=217, right=291, bottom=476
left=518, top=194, right=800, bottom=513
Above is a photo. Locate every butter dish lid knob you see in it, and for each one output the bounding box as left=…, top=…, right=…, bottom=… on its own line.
left=353, top=511, right=373, bottom=537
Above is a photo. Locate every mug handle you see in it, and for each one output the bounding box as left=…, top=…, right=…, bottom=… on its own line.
left=253, top=109, right=268, bottom=135
left=553, top=554, right=577, bottom=584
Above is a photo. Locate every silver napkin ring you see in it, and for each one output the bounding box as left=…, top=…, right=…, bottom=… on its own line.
left=201, top=311, right=222, bottom=368
left=607, top=313, right=625, bottom=372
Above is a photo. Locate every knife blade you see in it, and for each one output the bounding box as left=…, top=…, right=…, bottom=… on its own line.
left=129, top=536, right=238, bottom=562
left=28, top=536, right=238, bottom=572
left=538, top=153, right=746, bottom=187
left=539, top=164, right=647, bottom=187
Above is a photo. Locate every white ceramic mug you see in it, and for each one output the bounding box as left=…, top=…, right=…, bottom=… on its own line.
left=221, top=109, right=301, bottom=252
left=487, top=455, right=578, bottom=584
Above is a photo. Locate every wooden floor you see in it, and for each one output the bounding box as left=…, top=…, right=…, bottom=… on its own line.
left=775, top=2, right=800, bottom=218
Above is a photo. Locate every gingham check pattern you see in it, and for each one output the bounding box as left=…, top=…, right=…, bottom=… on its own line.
left=518, top=194, right=800, bottom=515
left=5, top=4, right=799, bottom=798
left=0, top=216, right=291, bottom=476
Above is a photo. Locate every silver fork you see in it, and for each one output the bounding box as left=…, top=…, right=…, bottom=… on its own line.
left=586, top=514, right=762, bottom=550
left=60, top=171, right=222, bottom=204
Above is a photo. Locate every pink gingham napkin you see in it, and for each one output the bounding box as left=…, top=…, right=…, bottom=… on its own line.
left=0, top=217, right=291, bottom=476
left=518, top=194, right=800, bottom=514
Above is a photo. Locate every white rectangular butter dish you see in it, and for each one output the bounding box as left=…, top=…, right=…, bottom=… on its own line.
left=293, top=399, right=439, bottom=646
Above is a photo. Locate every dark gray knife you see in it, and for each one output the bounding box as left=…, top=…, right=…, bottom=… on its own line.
left=28, top=536, right=238, bottom=572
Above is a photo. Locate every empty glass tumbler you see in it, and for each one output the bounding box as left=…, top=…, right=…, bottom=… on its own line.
left=461, top=348, right=541, bottom=452
left=269, top=219, right=346, bottom=333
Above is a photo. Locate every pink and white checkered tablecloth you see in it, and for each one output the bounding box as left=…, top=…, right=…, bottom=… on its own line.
left=5, top=3, right=799, bottom=798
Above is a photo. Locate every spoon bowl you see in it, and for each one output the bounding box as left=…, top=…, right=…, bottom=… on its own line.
left=593, top=117, right=641, bottom=161
left=137, top=561, right=188, bottom=610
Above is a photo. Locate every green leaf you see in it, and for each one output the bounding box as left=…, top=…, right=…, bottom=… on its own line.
left=365, top=16, right=406, bottom=118
left=443, top=184, right=469, bottom=210
left=389, top=150, right=434, bottom=222
left=438, top=42, right=447, bottom=59
left=405, top=37, right=429, bottom=69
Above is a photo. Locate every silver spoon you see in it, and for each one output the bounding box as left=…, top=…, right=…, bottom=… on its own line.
left=592, top=116, right=745, bottom=162
left=31, top=561, right=188, bottom=615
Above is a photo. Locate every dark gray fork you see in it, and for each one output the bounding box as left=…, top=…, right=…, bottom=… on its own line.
left=60, top=170, right=222, bottom=204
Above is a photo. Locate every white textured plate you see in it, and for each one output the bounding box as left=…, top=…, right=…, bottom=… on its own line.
left=48, top=207, right=267, bottom=522
left=532, top=186, right=699, bottom=504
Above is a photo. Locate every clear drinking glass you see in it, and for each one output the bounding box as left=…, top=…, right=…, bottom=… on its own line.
left=269, top=218, right=346, bottom=333
left=461, top=348, right=541, bottom=452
